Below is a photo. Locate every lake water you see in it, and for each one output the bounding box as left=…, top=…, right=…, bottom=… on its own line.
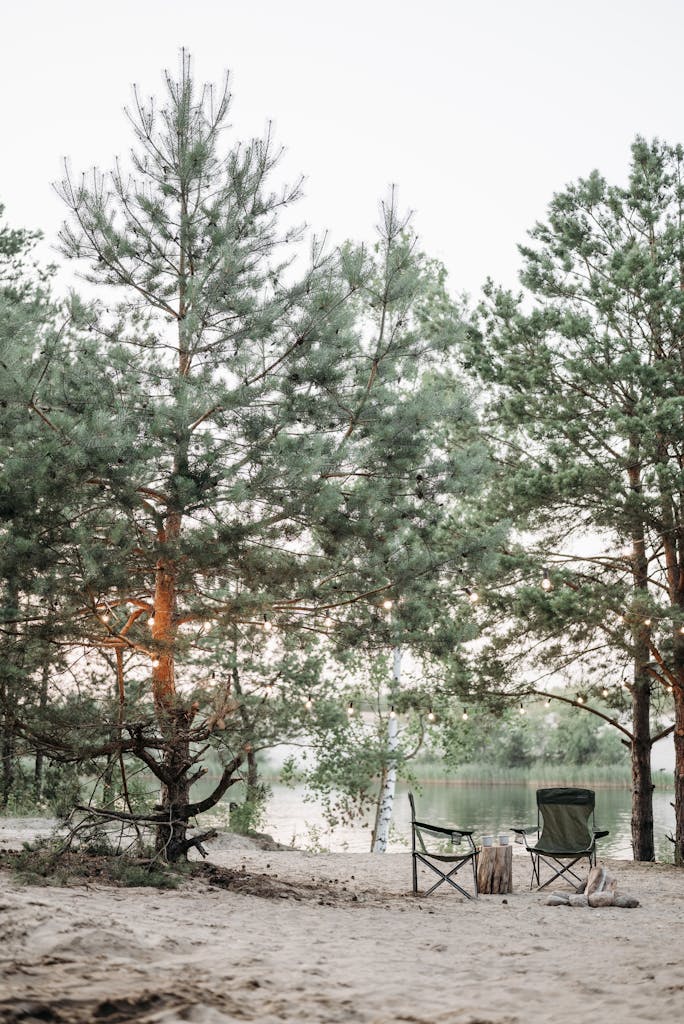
left=237, top=780, right=676, bottom=861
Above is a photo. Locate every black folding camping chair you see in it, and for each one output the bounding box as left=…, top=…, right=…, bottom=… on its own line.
left=512, top=787, right=609, bottom=890
left=409, top=792, right=479, bottom=899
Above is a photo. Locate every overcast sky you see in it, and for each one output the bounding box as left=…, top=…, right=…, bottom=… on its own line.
left=3, top=0, right=684, bottom=299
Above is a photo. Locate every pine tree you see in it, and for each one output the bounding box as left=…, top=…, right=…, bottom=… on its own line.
left=465, top=137, right=684, bottom=863
left=34, top=54, right=494, bottom=859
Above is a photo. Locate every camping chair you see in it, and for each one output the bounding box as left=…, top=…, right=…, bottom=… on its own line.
left=409, top=792, right=479, bottom=899
left=512, top=787, right=609, bottom=891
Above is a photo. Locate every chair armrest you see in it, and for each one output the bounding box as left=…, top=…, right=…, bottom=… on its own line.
left=511, top=827, right=538, bottom=846
left=593, top=829, right=610, bottom=840
left=414, top=820, right=474, bottom=838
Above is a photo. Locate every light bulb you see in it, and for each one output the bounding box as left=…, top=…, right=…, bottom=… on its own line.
left=466, top=588, right=479, bottom=604
left=263, top=616, right=272, bottom=631
left=324, top=616, right=334, bottom=628
left=427, top=709, right=435, bottom=722
left=577, top=695, right=584, bottom=704
left=148, top=616, right=155, bottom=628
left=541, top=568, right=552, bottom=591
left=679, top=626, right=684, bottom=635
left=382, top=599, right=394, bottom=610
left=544, top=699, right=551, bottom=708
left=151, top=658, right=160, bottom=668
left=347, top=702, right=355, bottom=716
left=643, top=618, right=651, bottom=627
left=100, top=613, right=110, bottom=623
left=389, top=706, right=396, bottom=719
left=602, top=688, right=609, bottom=697
left=519, top=703, right=525, bottom=715
left=305, top=695, right=313, bottom=710
left=462, top=708, right=469, bottom=721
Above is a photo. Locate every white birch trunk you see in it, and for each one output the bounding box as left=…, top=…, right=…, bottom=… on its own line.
left=373, top=646, right=401, bottom=853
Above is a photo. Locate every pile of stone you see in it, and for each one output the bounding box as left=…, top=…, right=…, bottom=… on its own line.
left=544, top=864, right=639, bottom=908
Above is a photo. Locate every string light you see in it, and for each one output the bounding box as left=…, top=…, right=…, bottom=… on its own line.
left=465, top=588, right=479, bottom=604
left=462, top=708, right=469, bottom=721
left=541, top=568, right=552, bottom=591
left=427, top=709, right=436, bottom=722
left=602, top=688, right=609, bottom=697
left=263, top=615, right=272, bottom=632
left=678, top=626, right=684, bottom=635
left=324, top=616, right=334, bottom=628
left=382, top=599, right=394, bottom=610
left=643, top=618, right=652, bottom=627
left=519, top=703, right=525, bottom=715
left=347, top=701, right=355, bottom=716
left=305, top=694, right=313, bottom=710
left=100, top=613, right=110, bottom=624
left=148, top=616, right=155, bottom=628
left=151, top=657, right=160, bottom=668
left=389, top=706, right=396, bottom=719
left=544, top=698, right=551, bottom=708
left=577, top=695, right=584, bottom=704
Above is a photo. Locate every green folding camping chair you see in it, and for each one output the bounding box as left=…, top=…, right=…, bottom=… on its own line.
left=409, top=792, right=479, bottom=899
left=512, top=787, right=609, bottom=890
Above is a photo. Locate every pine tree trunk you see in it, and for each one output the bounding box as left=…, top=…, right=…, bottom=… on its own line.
left=629, top=468, right=656, bottom=861
left=673, top=646, right=684, bottom=866
left=630, top=671, right=655, bottom=861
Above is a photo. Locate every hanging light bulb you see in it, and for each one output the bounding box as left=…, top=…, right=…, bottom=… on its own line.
left=544, top=698, right=551, bottom=708
left=148, top=616, right=155, bottom=628
left=427, top=708, right=436, bottom=722
left=305, top=694, right=313, bottom=710
left=602, top=687, right=609, bottom=697
left=643, top=618, right=651, bottom=627
left=389, top=706, right=396, bottom=719
left=347, top=701, right=355, bottom=716
left=678, top=626, right=684, bottom=635
left=324, top=616, right=334, bottom=628
left=263, top=615, right=272, bottom=632
left=100, top=613, right=110, bottom=624
left=151, top=657, right=160, bottom=668
left=519, top=703, right=525, bottom=715
left=577, top=695, right=584, bottom=704
left=462, top=708, right=469, bottom=721
left=465, top=588, right=479, bottom=604
left=541, top=568, right=552, bottom=591
left=382, top=599, right=394, bottom=610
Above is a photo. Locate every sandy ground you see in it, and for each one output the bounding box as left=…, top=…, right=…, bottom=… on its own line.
left=1, top=819, right=683, bottom=1024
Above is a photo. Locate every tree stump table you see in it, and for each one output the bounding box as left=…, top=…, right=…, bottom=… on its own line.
left=477, top=844, right=513, bottom=894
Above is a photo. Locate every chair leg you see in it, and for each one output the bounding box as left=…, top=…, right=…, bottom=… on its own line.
left=412, top=852, right=418, bottom=894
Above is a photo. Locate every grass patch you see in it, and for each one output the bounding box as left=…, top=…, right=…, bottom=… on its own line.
left=409, top=759, right=673, bottom=788
left=0, top=839, right=191, bottom=889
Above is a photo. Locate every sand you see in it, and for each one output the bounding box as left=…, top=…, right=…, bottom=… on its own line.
left=1, top=818, right=683, bottom=1023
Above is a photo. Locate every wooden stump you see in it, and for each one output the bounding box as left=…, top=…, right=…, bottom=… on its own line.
left=477, top=844, right=513, bottom=894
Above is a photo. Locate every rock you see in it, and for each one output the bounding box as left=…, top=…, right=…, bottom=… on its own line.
left=586, top=864, right=617, bottom=897
left=588, top=891, right=615, bottom=908
left=568, top=894, right=589, bottom=907
left=545, top=893, right=570, bottom=906
left=613, top=894, right=640, bottom=908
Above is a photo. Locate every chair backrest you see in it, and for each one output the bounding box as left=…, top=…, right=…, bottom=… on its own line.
left=536, top=787, right=595, bottom=853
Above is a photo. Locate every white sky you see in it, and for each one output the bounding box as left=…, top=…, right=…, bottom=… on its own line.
left=3, top=0, right=684, bottom=299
